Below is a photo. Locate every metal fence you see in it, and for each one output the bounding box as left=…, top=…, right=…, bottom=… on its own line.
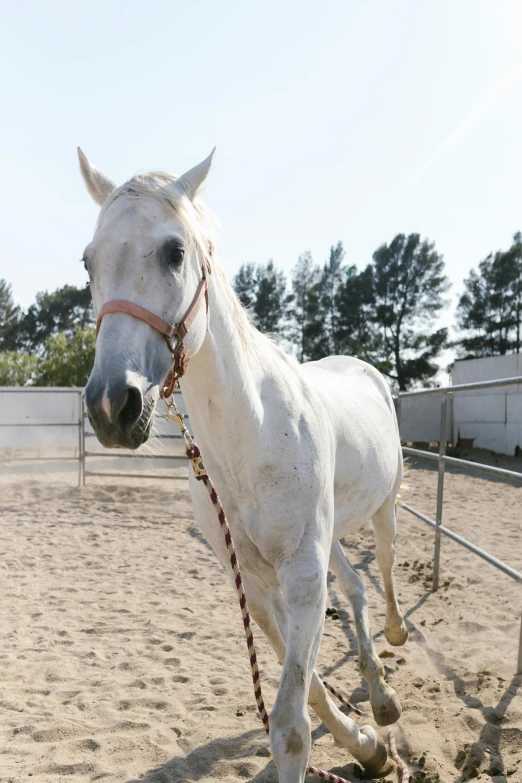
left=80, top=390, right=189, bottom=485
left=0, top=387, right=84, bottom=485
left=397, top=376, right=522, bottom=674
left=2, top=383, right=521, bottom=670
left=0, top=387, right=189, bottom=486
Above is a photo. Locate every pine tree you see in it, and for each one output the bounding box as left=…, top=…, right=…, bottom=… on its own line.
left=254, top=260, right=291, bottom=334
left=320, top=242, right=346, bottom=355
left=0, top=279, right=21, bottom=351
left=234, top=263, right=257, bottom=310
left=233, top=261, right=291, bottom=336
left=289, top=252, right=321, bottom=362
left=457, top=233, right=522, bottom=357
left=372, top=233, right=450, bottom=390
left=335, top=264, right=381, bottom=362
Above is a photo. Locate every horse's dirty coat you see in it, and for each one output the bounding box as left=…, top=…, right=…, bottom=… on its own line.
left=0, top=458, right=520, bottom=783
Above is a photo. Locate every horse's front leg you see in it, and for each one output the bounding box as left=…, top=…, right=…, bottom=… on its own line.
left=268, top=534, right=329, bottom=783
left=243, top=574, right=388, bottom=776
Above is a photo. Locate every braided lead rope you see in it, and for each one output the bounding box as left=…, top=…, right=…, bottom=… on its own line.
left=388, top=730, right=410, bottom=782
left=166, top=398, right=409, bottom=783
left=322, top=680, right=365, bottom=717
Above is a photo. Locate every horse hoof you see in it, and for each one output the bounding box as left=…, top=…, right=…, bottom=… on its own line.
left=359, top=727, right=390, bottom=777
left=372, top=690, right=402, bottom=726
left=385, top=622, right=408, bottom=647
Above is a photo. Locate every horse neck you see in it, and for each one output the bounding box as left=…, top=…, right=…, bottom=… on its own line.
left=179, top=268, right=267, bottom=444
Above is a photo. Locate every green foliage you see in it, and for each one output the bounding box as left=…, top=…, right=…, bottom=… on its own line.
left=17, top=284, right=93, bottom=352
left=371, top=233, right=450, bottom=390
left=234, top=263, right=257, bottom=310
left=291, top=243, right=349, bottom=361
left=335, top=264, right=381, bottom=362
left=234, top=261, right=292, bottom=335
left=0, top=351, right=37, bottom=386
left=288, top=252, right=322, bottom=362
left=235, top=235, right=449, bottom=389
left=33, top=326, right=95, bottom=387
left=0, top=279, right=22, bottom=351
left=457, top=233, right=522, bottom=357
left=319, top=242, right=346, bottom=355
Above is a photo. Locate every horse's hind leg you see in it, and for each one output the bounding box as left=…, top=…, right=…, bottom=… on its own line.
left=242, top=574, right=387, bottom=777
left=372, top=493, right=408, bottom=647
left=329, top=541, right=401, bottom=726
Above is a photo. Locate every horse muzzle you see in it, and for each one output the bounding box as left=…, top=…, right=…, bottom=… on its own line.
left=85, top=376, right=152, bottom=449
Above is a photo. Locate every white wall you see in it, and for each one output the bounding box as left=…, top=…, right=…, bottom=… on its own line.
left=398, top=394, right=451, bottom=443
left=0, top=388, right=83, bottom=450
left=451, top=355, right=522, bottom=456
left=397, top=356, right=522, bottom=454
left=0, top=387, right=189, bottom=455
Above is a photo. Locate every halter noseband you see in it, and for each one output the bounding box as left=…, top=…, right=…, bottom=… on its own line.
left=95, top=257, right=211, bottom=399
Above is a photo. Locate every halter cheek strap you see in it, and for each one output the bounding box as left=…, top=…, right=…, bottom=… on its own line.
left=95, top=259, right=211, bottom=399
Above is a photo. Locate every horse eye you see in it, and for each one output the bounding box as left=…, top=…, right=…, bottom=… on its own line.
left=162, top=238, right=185, bottom=269
left=171, top=247, right=184, bottom=265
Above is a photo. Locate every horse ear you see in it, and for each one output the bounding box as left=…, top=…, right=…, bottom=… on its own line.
left=77, top=147, right=117, bottom=206
left=176, top=148, right=215, bottom=201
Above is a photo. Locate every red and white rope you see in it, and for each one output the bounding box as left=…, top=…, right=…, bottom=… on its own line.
left=389, top=729, right=410, bottom=782
left=322, top=679, right=365, bottom=717
left=168, top=399, right=409, bottom=783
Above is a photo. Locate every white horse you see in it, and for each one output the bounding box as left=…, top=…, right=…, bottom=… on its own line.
left=78, top=148, right=408, bottom=782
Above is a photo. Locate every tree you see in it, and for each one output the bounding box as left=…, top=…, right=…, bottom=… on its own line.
left=288, top=245, right=349, bottom=363
left=0, top=279, right=22, bottom=351
left=0, top=351, right=36, bottom=386
left=335, top=264, right=381, bottom=362
left=33, top=326, right=95, bottom=386
left=233, top=261, right=291, bottom=336
left=17, top=284, right=93, bottom=352
left=234, top=263, right=257, bottom=310
left=371, top=233, right=450, bottom=390
left=289, top=252, right=322, bottom=362
left=457, top=233, right=522, bottom=357
left=319, top=242, right=346, bottom=355
left=254, top=261, right=291, bottom=334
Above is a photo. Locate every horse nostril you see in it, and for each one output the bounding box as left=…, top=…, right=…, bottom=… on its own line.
left=117, top=387, right=143, bottom=433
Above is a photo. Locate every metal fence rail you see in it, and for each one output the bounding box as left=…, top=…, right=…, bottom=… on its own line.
left=79, top=390, right=189, bottom=485
left=0, top=387, right=189, bottom=487
left=0, top=387, right=84, bottom=485
left=2, top=384, right=520, bottom=670
left=397, top=376, right=522, bottom=674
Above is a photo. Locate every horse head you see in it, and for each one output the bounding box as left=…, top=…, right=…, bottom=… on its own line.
left=78, top=147, right=215, bottom=448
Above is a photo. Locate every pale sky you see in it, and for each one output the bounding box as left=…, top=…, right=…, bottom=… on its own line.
left=2, top=0, right=522, bottom=345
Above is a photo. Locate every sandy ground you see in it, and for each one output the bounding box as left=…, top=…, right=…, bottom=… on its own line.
left=0, top=453, right=521, bottom=783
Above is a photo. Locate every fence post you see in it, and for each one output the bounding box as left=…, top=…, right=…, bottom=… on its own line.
left=517, top=614, right=522, bottom=676
left=80, top=393, right=86, bottom=487
left=395, top=395, right=402, bottom=435
left=77, top=391, right=83, bottom=488
left=432, top=391, right=448, bottom=592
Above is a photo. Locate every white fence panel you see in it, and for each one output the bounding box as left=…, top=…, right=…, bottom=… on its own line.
left=452, top=356, right=522, bottom=455
left=398, top=394, right=451, bottom=442
left=0, top=388, right=82, bottom=450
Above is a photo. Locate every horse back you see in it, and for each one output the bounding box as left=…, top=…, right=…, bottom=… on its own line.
left=299, top=355, right=401, bottom=532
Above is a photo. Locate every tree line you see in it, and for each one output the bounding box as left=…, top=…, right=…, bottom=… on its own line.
left=1, top=230, right=521, bottom=390
left=0, top=282, right=94, bottom=386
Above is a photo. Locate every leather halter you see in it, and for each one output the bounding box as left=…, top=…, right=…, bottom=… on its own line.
left=95, top=258, right=211, bottom=399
